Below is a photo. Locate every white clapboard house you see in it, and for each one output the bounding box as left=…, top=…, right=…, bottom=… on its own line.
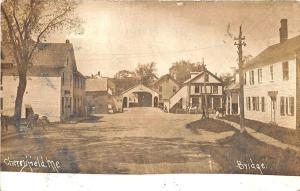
left=164, top=69, right=224, bottom=113
left=243, top=19, right=300, bottom=129
left=2, top=40, right=85, bottom=122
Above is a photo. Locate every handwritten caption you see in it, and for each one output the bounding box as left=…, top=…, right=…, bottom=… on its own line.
left=236, top=158, right=267, bottom=174
left=3, top=155, right=61, bottom=172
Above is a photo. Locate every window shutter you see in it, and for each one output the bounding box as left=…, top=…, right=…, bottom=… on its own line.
left=280, top=97, right=285, bottom=116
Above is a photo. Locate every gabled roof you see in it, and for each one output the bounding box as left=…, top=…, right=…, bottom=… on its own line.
left=33, top=42, right=77, bottom=70
left=183, top=70, right=223, bottom=84
left=244, top=35, right=300, bottom=69
left=1, top=41, right=77, bottom=70
left=152, top=74, right=181, bottom=86
left=120, top=83, right=160, bottom=96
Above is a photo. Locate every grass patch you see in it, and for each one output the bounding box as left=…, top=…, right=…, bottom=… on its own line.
left=224, top=116, right=300, bottom=148
left=202, top=131, right=300, bottom=175
left=186, top=118, right=238, bottom=133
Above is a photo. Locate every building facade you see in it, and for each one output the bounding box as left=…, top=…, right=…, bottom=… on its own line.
left=85, top=77, right=116, bottom=114
left=243, top=19, right=300, bottom=129
left=152, top=74, right=181, bottom=107
left=120, top=84, right=159, bottom=108
left=2, top=40, right=85, bottom=122
left=225, top=69, right=240, bottom=115
left=165, top=70, right=224, bottom=113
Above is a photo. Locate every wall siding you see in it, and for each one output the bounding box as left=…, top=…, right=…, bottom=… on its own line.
left=244, top=59, right=297, bottom=129
left=153, top=79, right=180, bottom=101
left=3, top=76, right=61, bottom=122
left=296, top=53, right=300, bottom=129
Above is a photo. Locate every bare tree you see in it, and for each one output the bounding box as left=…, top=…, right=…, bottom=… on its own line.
left=1, top=0, right=80, bottom=131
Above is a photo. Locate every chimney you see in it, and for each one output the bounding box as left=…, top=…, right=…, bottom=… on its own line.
left=279, top=19, right=288, bottom=43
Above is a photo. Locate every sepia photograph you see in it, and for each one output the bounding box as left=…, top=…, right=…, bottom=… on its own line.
left=1, top=0, right=300, bottom=176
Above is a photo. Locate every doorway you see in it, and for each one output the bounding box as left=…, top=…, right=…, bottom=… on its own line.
left=270, top=96, right=276, bottom=123
left=137, top=92, right=152, bottom=107
left=154, top=96, right=158, bottom=107
left=123, top=97, right=128, bottom=108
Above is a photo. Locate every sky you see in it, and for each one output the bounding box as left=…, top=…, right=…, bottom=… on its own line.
left=49, top=1, right=300, bottom=77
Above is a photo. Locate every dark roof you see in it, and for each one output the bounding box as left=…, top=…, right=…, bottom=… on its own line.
left=244, top=35, right=300, bottom=69
left=2, top=65, right=64, bottom=77
left=1, top=42, right=77, bottom=70
left=152, top=74, right=181, bottom=86
left=1, top=41, right=79, bottom=77
left=33, top=43, right=77, bottom=70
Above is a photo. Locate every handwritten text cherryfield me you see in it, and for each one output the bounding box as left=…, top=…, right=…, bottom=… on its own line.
left=236, top=159, right=267, bottom=174
left=3, top=155, right=61, bottom=172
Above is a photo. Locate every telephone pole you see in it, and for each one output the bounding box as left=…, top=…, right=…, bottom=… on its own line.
left=234, top=25, right=246, bottom=133
left=202, top=58, right=209, bottom=119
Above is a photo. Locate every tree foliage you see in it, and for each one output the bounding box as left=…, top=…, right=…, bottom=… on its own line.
left=135, top=62, right=157, bottom=85
left=114, top=70, right=137, bottom=79
left=169, top=60, right=204, bottom=83
left=1, top=0, right=80, bottom=131
left=219, top=72, right=235, bottom=88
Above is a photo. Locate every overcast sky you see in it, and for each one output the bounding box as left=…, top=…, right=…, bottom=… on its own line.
left=50, top=1, right=300, bottom=77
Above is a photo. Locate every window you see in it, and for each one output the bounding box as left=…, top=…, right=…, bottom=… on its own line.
left=246, top=97, right=251, bottom=110
left=256, top=96, right=260, bottom=111
left=250, top=70, right=255, bottom=85
left=159, top=94, right=162, bottom=99
left=0, top=97, right=3, bottom=110
left=195, top=85, right=200, bottom=93
left=173, top=86, right=177, bottom=93
left=252, top=97, right=259, bottom=111
left=289, top=97, right=294, bottom=116
left=282, top=62, right=289, bottom=80
left=61, top=97, right=64, bottom=114
left=159, top=86, right=162, bottom=92
left=212, top=86, right=218, bottom=94
left=258, top=68, right=262, bottom=83
left=252, top=97, right=256, bottom=110
left=261, top=97, right=265, bottom=112
left=280, top=97, right=285, bottom=116
left=62, top=72, right=65, bottom=86
left=270, top=65, right=274, bottom=81
left=191, top=97, right=199, bottom=107
left=244, top=72, right=247, bottom=85
left=280, top=96, right=295, bottom=116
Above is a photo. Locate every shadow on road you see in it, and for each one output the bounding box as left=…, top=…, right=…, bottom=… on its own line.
left=80, top=116, right=104, bottom=123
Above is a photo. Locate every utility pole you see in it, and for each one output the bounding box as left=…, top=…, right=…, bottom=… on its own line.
left=202, top=58, right=209, bottom=119
left=234, top=25, right=246, bottom=133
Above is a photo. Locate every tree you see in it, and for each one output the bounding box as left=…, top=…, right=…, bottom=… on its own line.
left=114, top=70, right=137, bottom=79
left=219, top=72, right=234, bottom=88
left=1, top=0, right=80, bottom=131
left=169, top=60, right=204, bottom=83
left=135, top=62, right=157, bottom=85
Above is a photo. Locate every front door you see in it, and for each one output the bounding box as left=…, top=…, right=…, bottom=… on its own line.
left=270, top=96, right=276, bottom=123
